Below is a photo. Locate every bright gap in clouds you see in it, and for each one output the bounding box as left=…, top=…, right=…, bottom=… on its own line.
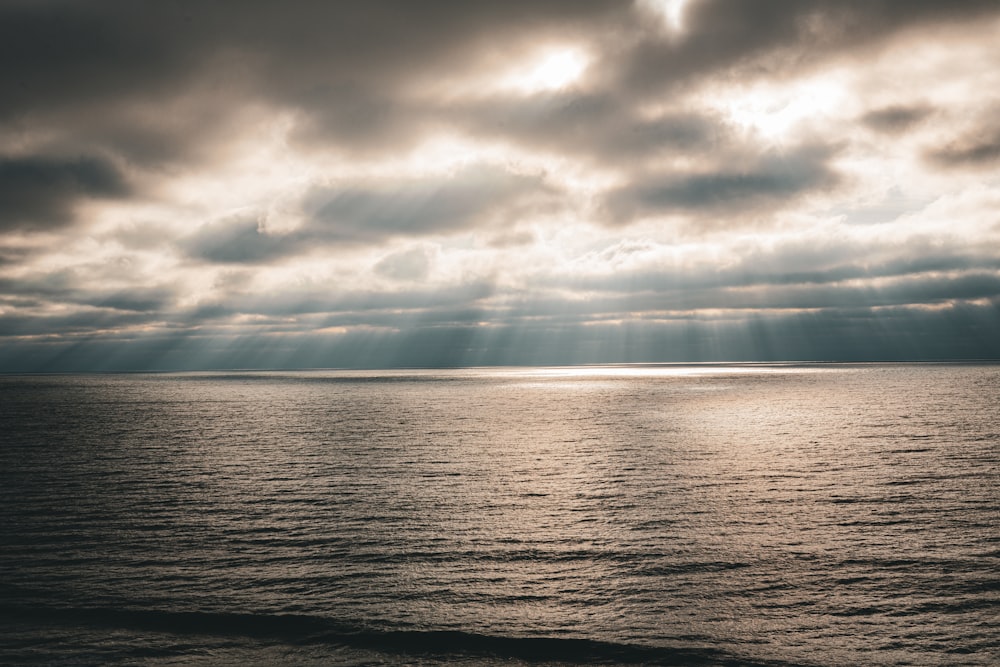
left=711, top=76, right=849, bottom=142
left=639, top=0, right=693, bottom=33
left=502, top=48, right=589, bottom=93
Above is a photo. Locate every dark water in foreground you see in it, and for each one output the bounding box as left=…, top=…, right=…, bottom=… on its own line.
left=1, top=363, right=997, bottom=666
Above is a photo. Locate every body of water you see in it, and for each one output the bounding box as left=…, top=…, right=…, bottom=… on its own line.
left=1, top=363, right=997, bottom=665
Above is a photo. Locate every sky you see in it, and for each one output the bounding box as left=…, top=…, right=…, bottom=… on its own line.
left=2, top=0, right=1000, bottom=371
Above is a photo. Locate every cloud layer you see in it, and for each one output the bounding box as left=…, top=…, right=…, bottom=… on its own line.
left=1, top=1, right=999, bottom=369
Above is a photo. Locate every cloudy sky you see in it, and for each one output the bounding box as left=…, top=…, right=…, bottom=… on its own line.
left=2, top=0, right=999, bottom=370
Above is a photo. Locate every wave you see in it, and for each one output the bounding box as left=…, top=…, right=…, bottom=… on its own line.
left=0, top=603, right=792, bottom=666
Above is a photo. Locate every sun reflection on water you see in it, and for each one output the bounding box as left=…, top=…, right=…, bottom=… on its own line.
left=500, top=363, right=835, bottom=378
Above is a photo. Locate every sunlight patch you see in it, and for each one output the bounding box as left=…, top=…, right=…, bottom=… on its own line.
left=500, top=48, right=589, bottom=94
left=707, top=74, right=850, bottom=143
left=638, top=0, right=694, bottom=34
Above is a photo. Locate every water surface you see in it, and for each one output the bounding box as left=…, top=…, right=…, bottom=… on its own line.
left=1, top=363, right=997, bottom=665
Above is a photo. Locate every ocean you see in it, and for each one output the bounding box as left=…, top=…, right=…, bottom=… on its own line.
left=1, top=363, right=997, bottom=666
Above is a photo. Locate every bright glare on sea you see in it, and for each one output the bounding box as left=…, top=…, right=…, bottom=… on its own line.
left=1, top=363, right=997, bottom=666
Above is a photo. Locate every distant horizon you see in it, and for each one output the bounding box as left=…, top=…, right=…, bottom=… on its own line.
left=3, top=356, right=999, bottom=375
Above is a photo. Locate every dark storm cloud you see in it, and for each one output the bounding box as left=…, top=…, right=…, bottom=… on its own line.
left=0, top=275, right=482, bottom=338
left=183, top=215, right=300, bottom=265
left=531, top=272, right=1000, bottom=318
left=0, top=1, right=624, bottom=158
left=260, top=0, right=999, bottom=159
left=453, top=92, right=721, bottom=164
left=0, top=308, right=154, bottom=338
left=184, top=165, right=552, bottom=263
left=616, top=0, right=999, bottom=97
left=575, top=241, right=1000, bottom=294
left=0, top=0, right=993, bottom=224
left=191, top=248, right=1000, bottom=330
left=929, top=138, right=1000, bottom=168
left=0, top=245, right=35, bottom=267
left=305, top=166, right=552, bottom=240
left=0, top=155, right=129, bottom=231
left=603, top=144, right=839, bottom=223
left=0, top=3, right=190, bottom=119
left=0, top=269, right=176, bottom=335
left=712, top=272, right=1000, bottom=311
left=860, top=105, right=934, bottom=134
left=4, top=1, right=989, bottom=169
left=187, top=282, right=496, bottom=323
left=926, top=120, right=1000, bottom=168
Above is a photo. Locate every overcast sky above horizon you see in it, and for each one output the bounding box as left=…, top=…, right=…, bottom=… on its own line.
left=2, top=0, right=999, bottom=370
